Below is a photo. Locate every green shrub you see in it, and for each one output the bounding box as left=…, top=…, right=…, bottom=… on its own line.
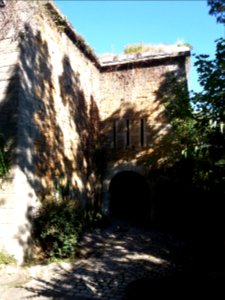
left=0, top=251, right=16, bottom=265
left=124, top=44, right=145, bottom=54
left=0, top=137, right=9, bottom=177
left=33, top=199, right=83, bottom=260
left=83, top=210, right=107, bottom=229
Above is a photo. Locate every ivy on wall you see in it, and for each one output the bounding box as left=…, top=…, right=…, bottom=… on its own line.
left=0, top=135, right=9, bottom=177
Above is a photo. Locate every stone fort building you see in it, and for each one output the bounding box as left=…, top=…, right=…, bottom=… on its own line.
left=0, top=1, right=190, bottom=262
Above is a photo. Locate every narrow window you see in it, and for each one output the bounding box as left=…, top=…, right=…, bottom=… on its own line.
left=126, top=119, right=130, bottom=146
left=140, top=119, right=145, bottom=146
left=113, top=120, right=116, bottom=148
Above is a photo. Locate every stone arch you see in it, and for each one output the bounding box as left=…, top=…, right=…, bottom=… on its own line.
left=102, top=164, right=151, bottom=224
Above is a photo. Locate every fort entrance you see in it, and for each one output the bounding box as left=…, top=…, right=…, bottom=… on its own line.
left=0, top=0, right=190, bottom=262
left=109, top=171, right=151, bottom=225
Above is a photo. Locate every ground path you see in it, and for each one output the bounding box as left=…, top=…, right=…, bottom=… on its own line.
left=0, top=220, right=222, bottom=299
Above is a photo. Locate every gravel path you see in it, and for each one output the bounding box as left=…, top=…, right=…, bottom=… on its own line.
left=0, top=220, right=223, bottom=300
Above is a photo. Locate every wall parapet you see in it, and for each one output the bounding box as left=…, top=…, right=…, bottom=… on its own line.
left=44, top=2, right=191, bottom=73
left=44, top=1, right=101, bottom=68
left=99, top=49, right=190, bottom=68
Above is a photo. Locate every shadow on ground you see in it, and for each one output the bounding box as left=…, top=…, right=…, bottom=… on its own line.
left=21, top=221, right=224, bottom=300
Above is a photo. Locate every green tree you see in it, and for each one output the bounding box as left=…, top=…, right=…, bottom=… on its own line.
left=145, top=0, right=224, bottom=276
left=190, top=0, right=225, bottom=192
left=208, top=0, right=225, bottom=24
left=0, top=134, right=9, bottom=177
left=191, top=38, right=225, bottom=193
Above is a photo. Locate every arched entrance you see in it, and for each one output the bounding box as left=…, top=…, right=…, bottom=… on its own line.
left=109, top=171, right=151, bottom=225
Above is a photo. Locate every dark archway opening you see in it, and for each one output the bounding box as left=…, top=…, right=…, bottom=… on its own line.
left=109, top=171, right=151, bottom=225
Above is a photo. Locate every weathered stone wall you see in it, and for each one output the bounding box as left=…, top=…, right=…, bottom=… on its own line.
left=0, top=1, right=23, bottom=262
left=17, top=3, right=100, bottom=202
left=0, top=1, right=100, bottom=263
left=100, top=55, right=188, bottom=166
left=99, top=54, right=189, bottom=217
left=0, top=0, right=190, bottom=262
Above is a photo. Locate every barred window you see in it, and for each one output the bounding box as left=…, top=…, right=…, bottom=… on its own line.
left=140, top=119, right=145, bottom=146
left=113, top=120, right=116, bottom=148
left=126, top=119, right=130, bottom=146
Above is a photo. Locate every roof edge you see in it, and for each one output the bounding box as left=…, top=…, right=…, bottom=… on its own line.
left=99, top=50, right=190, bottom=68
left=44, top=2, right=101, bottom=68
left=44, top=2, right=191, bottom=71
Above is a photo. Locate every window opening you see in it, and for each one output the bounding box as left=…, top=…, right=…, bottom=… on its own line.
left=126, top=119, right=130, bottom=146
left=113, top=120, right=116, bottom=148
left=140, top=119, right=145, bottom=146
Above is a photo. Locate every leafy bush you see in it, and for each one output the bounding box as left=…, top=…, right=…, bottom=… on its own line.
left=0, top=135, right=9, bottom=177
left=83, top=209, right=109, bottom=229
left=0, top=150, right=7, bottom=176
left=0, top=251, right=16, bottom=265
left=33, top=199, right=83, bottom=260
left=124, top=44, right=145, bottom=54
left=124, top=43, right=189, bottom=55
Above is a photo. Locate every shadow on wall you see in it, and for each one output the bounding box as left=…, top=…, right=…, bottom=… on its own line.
left=59, top=56, right=100, bottom=185
left=99, top=97, right=168, bottom=228
left=0, top=198, right=5, bottom=206
left=0, top=23, right=100, bottom=259
left=100, top=67, right=191, bottom=228
left=100, top=103, right=167, bottom=164
left=17, top=24, right=99, bottom=200
left=100, top=65, right=224, bottom=275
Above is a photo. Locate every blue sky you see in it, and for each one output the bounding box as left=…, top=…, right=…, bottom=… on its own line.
left=54, top=0, right=224, bottom=92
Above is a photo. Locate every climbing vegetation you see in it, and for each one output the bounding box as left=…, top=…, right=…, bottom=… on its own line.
left=0, top=250, right=16, bottom=265
left=124, top=44, right=146, bottom=54
left=0, top=136, right=9, bottom=177
left=150, top=37, right=225, bottom=195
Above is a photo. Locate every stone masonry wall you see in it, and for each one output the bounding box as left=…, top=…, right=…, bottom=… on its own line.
left=0, top=0, right=190, bottom=263
left=17, top=3, right=100, bottom=202
left=100, top=55, right=188, bottom=169
left=0, top=1, right=100, bottom=263
left=99, top=54, right=189, bottom=221
left=0, top=0, right=31, bottom=263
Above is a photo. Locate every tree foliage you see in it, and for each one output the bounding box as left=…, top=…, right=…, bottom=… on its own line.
left=160, top=2, right=225, bottom=195
left=193, top=39, right=225, bottom=121
left=208, top=0, right=225, bottom=24
left=190, top=38, right=225, bottom=193
left=191, top=0, right=225, bottom=197
left=0, top=134, right=9, bottom=177
left=149, top=37, right=225, bottom=228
